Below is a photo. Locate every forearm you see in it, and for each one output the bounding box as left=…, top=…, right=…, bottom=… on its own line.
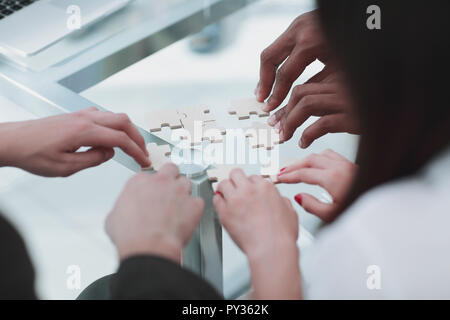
left=0, top=122, right=20, bottom=167
left=248, top=241, right=302, bottom=300
left=111, top=255, right=223, bottom=300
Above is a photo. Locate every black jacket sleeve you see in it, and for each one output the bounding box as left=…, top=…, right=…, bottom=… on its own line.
left=111, top=255, right=223, bottom=300
left=0, top=215, right=37, bottom=300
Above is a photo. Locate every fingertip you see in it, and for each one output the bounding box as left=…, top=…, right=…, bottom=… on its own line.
left=194, top=197, right=205, bottom=211
left=294, top=193, right=303, bottom=206
left=299, top=137, right=309, bottom=149
left=104, top=148, right=115, bottom=160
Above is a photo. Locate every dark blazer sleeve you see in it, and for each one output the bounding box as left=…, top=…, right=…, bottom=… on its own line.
left=111, top=255, right=223, bottom=300
left=0, top=215, right=37, bottom=300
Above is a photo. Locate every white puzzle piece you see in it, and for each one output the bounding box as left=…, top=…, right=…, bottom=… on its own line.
left=244, top=122, right=283, bottom=150
left=228, top=98, right=269, bottom=120
left=148, top=109, right=183, bottom=132
left=144, top=143, right=172, bottom=171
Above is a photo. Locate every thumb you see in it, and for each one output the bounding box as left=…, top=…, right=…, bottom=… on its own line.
left=295, top=193, right=336, bottom=222
left=70, top=147, right=115, bottom=174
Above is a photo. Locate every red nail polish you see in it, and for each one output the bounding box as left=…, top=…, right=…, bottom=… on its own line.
left=280, top=167, right=286, bottom=172
left=214, top=191, right=223, bottom=197
left=294, top=194, right=303, bottom=206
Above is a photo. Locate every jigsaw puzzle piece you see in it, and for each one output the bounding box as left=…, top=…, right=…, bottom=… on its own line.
left=228, top=98, right=269, bottom=120
left=206, top=164, right=235, bottom=191
left=177, top=105, right=225, bottom=146
left=143, top=143, right=172, bottom=171
left=148, top=109, right=183, bottom=132
left=261, top=158, right=298, bottom=183
left=244, top=122, right=283, bottom=150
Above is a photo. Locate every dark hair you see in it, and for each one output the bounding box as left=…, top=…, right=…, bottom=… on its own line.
left=317, top=0, right=450, bottom=211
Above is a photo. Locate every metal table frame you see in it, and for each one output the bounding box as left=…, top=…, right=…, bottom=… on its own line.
left=0, top=0, right=256, bottom=295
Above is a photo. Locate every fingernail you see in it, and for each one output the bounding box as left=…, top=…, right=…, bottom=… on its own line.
left=274, top=121, right=281, bottom=130
left=277, top=168, right=286, bottom=177
left=279, top=129, right=284, bottom=141
left=300, top=137, right=306, bottom=149
left=214, top=191, right=223, bottom=197
left=268, top=114, right=276, bottom=126
left=294, top=194, right=303, bottom=206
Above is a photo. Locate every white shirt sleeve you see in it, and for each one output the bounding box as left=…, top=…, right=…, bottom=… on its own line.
left=302, top=222, right=387, bottom=299
left=301, top=196, right=392, bottom=300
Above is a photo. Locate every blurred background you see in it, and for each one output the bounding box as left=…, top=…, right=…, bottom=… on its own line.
left=0, top=0, right=357, bottom=299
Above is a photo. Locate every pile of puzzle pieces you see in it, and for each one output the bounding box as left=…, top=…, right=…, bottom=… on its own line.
left=148, top=98, right=281, bottom=150
left=148, top=105, right=226, bottom=146
left=145, top=97, right=289, bottom=188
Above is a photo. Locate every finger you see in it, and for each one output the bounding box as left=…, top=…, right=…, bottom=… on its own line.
left=258, top=34, right=294, bottom=103
left=267, top=45, right=316, bottom=110
left=157, top=163, right=180, bottom=179
left=267, top=106, right=285, bottom=127
left=77, top=106, right=99, bottom=114
left=321, top=149, right=344, bottom=161
left=213, top=193, right=228, bottom=217
left=248, top=174, right=265, bottom=184
left=280, top=153, right=332, bottom=174
left=305, top=65, right=336, bottom=84
left=189, top=197, right=205, bottom=218
left=90, top=112, right=148, bottom=156
left=281, top=93, right=342, bottom=142
left=217, top=179, right=236, bottom=200
left=65, top=147, right=114, bottom=175
left=299, top=113, right=350, bottom=149
left=177, top=176, right=193, bottom=194
left=80, top=126, right=150, bottom=167
left=229, top=168, right=250, bottom=189
left=277, top=168, right=327, bottom=189
left=279, top=83, right=338, bottom=128
left=283, top=197, right=295, bottom=210
left=296, top=193, right=336, bottom=222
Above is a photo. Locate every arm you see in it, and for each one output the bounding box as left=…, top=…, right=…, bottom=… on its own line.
left=257, top=10, right=360, bottom=148
left=112, top=255, right=222, bottom=300
left=106, top=163, right=222, bottom=300
left=277, top=149, right=357, bottom=222
left=0, top=215, right=37, bottom=299
left=0, top=107, right=150, bottom=177
left=213, top=170, right=302, bottom=299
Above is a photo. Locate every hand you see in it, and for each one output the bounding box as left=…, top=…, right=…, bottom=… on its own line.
left=256, top=10, right=332, bottom=111
left=106, top=163, right=204, bottom=263
left=277, top=150, right=357, bottom=222
left=0, top=107, right=150, bottom=177
left=214, top=169, right=298, bottom=257
left=213, top=169, right=301, bottom=299
left=267, top=71, right=360, bottom=147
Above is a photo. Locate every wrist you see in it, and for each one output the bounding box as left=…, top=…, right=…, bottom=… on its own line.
left=0, top=121, right=29, bottom=168
left=246, top=237, right=298, bottom=265
left=117, top=233, right=183, bottom=265
left=247, top=238, right=302, bottom=300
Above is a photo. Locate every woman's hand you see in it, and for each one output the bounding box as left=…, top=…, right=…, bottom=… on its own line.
left=213, top=169, right=301, bottom=299
left=277, top=149, right=357, bottom=222
left=267, top=71, right=360, bottom=147
left=0, top=107, right=150, bottom=177
left=106, top=163, right=204, bottom=263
